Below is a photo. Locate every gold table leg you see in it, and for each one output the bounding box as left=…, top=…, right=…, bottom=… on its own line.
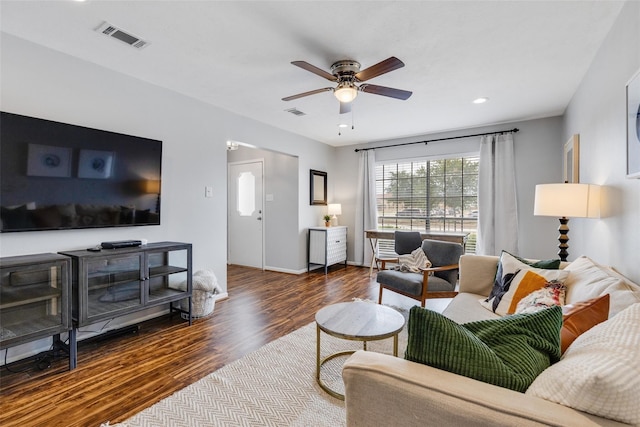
left=316, top=324, right=401, bottom=401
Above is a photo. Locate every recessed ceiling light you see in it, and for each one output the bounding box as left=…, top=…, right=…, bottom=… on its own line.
left=473, top=97, right=489, bottom=104
left=338, top=124, right=349, bottom=128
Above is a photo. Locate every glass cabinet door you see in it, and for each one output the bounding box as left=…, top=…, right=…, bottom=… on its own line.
left=146, top=247, right=189, bottom=304
left=84, top=254, right=143, bottom=321
left=0, top=256, right=69, bottom=349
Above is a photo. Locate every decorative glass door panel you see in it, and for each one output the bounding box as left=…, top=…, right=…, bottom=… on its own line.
left=237, top=171, right=256, bottom=216
left=0, top=253, right=71, bottom=351
left=85, top=254, right=143, bottom=320
left=0, top=263, right=63, bottom=343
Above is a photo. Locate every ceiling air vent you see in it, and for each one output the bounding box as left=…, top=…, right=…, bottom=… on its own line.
left=285, top=108, right=306, bottom=116
left=95, top=22, right=150, bottom=49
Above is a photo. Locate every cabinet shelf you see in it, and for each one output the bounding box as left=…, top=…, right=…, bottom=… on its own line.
left=0, top=286, right=62, bottom=310
left=1, top=314, right=63, bottom=339
left=149, top=265, right=188, bottom=277
left=86, top=289, right=142, bottom=318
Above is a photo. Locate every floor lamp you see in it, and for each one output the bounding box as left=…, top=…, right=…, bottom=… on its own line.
left=533, top=183, right=600, bottom=261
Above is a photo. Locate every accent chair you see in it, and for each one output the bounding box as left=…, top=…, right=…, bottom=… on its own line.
left=377, top=238, right=464, bottom=307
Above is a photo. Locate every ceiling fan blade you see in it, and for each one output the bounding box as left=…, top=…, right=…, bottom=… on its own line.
left=291, top=61, right=338, bottom=81
left=339, top=102, right=351, bottom=114
left=355, top=57, right=405, bottom=82
left=282, top=87, right=333, bottom=101
left=359, top=84, right=412, bottom=100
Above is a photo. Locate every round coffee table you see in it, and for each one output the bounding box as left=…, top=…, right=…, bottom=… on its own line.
left=315, top=301, right=406, bottom=400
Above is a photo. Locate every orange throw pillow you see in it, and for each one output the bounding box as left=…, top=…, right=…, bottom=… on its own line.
left=561, top=294, right=610, bottom=353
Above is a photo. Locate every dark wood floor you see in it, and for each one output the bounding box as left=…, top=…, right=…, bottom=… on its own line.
left=0, top=264, right=449, bottom=427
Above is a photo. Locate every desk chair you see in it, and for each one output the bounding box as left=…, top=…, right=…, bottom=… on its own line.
left=370, top=231, right=423, bottom=276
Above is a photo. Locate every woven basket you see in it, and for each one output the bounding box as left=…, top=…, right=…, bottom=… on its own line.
left=178, top=270, right=220, bottom=318
left=181, top=289, right=216, bottom=318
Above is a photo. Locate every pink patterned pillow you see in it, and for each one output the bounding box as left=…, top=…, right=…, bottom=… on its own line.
left=515, top=281, right=566, bottom=314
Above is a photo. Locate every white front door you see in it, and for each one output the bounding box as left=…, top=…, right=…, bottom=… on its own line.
left=228, top=161, right=264, bottom=269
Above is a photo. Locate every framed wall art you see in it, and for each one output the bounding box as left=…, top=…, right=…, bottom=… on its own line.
left=310, top=169, right=327, bottom=205
left=627, top=67, right=640, bottom=178
left=78, top=149, right=114, bottom=179
left=563, top=134, right=580, bottom=183
left=27, top=144, right=72, bottom=177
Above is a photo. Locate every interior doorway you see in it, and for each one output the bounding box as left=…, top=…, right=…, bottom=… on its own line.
left=228, top=160, right=264, bottom=269
left=227, top=145, right=300, bottom=273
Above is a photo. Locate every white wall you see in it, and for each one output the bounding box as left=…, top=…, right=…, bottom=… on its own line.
left=334, top=117, right=564, bottom=263
left=0, top=33, right=334, bottom=362
left=1, top=33, right=333, bottom=274
left=562, top=0, right=640, bottom=284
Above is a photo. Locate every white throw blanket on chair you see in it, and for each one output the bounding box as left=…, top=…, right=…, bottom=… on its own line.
left=395, top=247, right=432, bottom=273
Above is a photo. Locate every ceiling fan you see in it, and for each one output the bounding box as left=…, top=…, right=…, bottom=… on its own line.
left=282, top=56, right=412, bottom=114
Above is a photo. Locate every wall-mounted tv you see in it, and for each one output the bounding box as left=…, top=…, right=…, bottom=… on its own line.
left=0, top=112, right=162, bottom=232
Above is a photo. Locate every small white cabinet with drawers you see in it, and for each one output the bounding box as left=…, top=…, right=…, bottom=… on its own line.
left=308, top=226, right=348, bottom=274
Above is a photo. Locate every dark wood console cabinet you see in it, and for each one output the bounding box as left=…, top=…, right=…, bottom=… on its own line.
left=0, top=253, right=75, bottom=369
left=59, top=241, right=193, bottom=329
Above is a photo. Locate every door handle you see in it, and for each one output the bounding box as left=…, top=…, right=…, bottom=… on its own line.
left=257, top=217, right=262, bottom=220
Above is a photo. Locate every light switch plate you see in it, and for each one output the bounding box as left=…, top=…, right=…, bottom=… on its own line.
left=205, top=186, right=213, bottom=198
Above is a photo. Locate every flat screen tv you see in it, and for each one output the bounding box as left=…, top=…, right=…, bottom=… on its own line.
left=0, top=112, right=162, bottom=232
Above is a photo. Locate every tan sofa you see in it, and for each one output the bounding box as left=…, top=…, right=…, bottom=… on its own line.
left=343, top=254, right=635, bottom=426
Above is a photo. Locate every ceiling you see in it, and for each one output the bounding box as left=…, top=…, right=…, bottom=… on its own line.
left=0, top=1, right=625, bottom=147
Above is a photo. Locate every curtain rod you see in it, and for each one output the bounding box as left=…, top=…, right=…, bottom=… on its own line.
left=353, top=128, right=520, bottom=152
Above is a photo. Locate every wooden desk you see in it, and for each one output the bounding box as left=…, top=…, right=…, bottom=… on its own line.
left=365, top=229, right=469, bottom=276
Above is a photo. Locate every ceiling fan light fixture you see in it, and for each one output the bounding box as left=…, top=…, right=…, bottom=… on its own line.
left=334, top=82, right=358, bottom=103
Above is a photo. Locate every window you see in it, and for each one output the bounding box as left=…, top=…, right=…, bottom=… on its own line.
left=375, top=156, right=479, bottom=253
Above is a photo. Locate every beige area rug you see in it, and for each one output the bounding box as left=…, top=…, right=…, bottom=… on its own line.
left=104, top=307, right=409, bottom=427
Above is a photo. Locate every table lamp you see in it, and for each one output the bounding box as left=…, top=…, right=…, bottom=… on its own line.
left=327, top=203, right=342, bottom=226
left=533, top=183, right=600, bottom=261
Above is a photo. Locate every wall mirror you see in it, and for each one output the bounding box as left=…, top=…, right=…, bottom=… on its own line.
left=563, top=134, right=580, bottom=183
left=310, top=169, right=327, bottom=205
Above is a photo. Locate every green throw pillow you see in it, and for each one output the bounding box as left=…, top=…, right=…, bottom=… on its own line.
left=404, top=305, right=562, bottom=392
left=508, top=251, right=562, bottom=270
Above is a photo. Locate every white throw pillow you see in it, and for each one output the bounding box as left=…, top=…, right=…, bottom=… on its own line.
left=564, top=256, right=640, bottom=317
left=526, top=303, right=640, bottom=425
left=480, top=252, right=569, bottom=316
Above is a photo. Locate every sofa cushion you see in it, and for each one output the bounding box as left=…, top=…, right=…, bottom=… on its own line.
left=443, top=292, right=500, bottom=324
left=405, top=305, right=562, bottom=393
left=526, top=303, right=640, bottom=425
left=560, top=294, right=609, bottom=353
left=376, top=270, right=455, bottom=295
left=564, top=256, right=640, bottom=317
left=481, top=252, right=569, bottom=315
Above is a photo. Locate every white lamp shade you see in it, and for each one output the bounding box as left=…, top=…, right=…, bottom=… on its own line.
left=534, top=183, right=601, bottom=218
left=334, top=83, right=358, bottom=103
left=327, top=203, right=342, bottom=216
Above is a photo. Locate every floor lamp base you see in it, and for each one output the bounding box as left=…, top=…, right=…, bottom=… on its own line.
left=557, top=216, right=570, bottom=262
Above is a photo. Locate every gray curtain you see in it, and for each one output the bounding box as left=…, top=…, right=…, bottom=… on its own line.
left=355, top=150, right=378, bottom=266
left=477, top=133, right=519, bottom=255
